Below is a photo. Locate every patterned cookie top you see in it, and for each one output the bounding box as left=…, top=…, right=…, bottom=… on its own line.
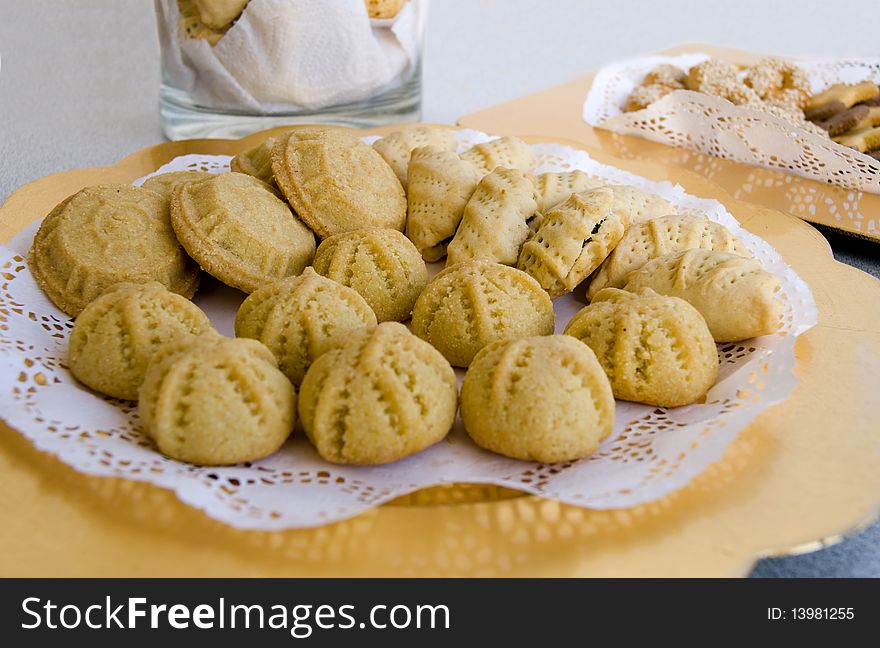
left=141, top=171, right=214, bottom=199
left=171, top=172, right=316, bottom=293
left=586, top=214, right=748, bottom=300
left=534, top=170, right=606, bottom=212
left=461, top=136, right=534, bottom=174
left=235, top=267, right=377, bottom=385
left=564, top=287, right=718, bottom=407
left=605, top=184, right=676, bottom=228
left=412, top=260, right=554, bottom=367
left=271, top=128, right=406, bottom=238
left=230, top=137, right=278, bottom=186
left=29, top=184, right=200, bottom=316
left=298, top=322, right=458, bottom=465
left=372, top=127, right=457, bottom=188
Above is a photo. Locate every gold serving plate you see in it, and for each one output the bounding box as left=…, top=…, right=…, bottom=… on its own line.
left=1, top=126, right=878, bottom=576
left=459, top=43, right=880, bottom=243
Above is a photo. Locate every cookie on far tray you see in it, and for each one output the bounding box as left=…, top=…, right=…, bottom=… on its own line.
left=235, top=267, right=377, bottom=385
left=170, top=171, right=316, bottom=293
left=29, top=184, right=201, bottom=317
left=460, top=335, right=615, bottom=463
left=565, top=288, right=719, bottom=407
left=411, top=260, right=554, bottom=367
left=141, top=170, right=214, bottom=199
left=312, top=228, right=428, bottom=322
left=298, top=322, right=458, bottom=465
left=271, top=127, right=406, bottom=238
left=139, top=334, right=296, bottom=466
left=372, top=126, right=457, bottom=189
left=69, top=282, right=213, bottom=400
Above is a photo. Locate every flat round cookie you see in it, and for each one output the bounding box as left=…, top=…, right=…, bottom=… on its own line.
left=271, top=128, right=406, bottom=238
left=565, top=288, right=719, bottom=407
left=623, top=249, right=783, bottom=342
left=298, top=322, right=458, bottom=465
left=139, top=334, right=296, bottom=466
left=461, top=335, right=615, bottom=463
left=235, top=267, right=377, bottom=385
left=312, top=228, right=428, bottom=322
left=69, top=282, right=213, bottom=400
left=170, top=172, right=316, bottom=294
left=141, top=171, right=214, bottom=199
left=372, top=126, right=457, bottom=189
left=411, top=260, right=554, bottom=367
left=29, top=184, right=201, bottom=316
left=230, top=137, right=278, bottom=186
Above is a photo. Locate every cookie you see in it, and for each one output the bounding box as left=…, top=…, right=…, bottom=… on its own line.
left=817, top=105, right=880, bottom=137
left=193, top=0, right=249, bottom=30
left=372, top=127, right=457, bottom=189
left=406, top=146, right=482, bottom=262
left=139, top=334, right=296, bottom=466
left=171, top=172, right=316, bottom=293
left=623, top=249, right=783, bottom=342
left=30, top=184, right=200, bottom=316
left=535, top=170, right=606, bottom=212
left=298, top=322, right=457, bottom=465
left=178, top=0, right=226, bottom=45
left=271, top=128, right=406, bottom=237
left=69, top=282, right=213, bottom=400
left=235, top=267, right=377, bottom=385
left=744, top=57, right=811, bottom=109
left=585, top=214, right=749, bottom=300
left=446, top=168, right=540, bottom=267
left=460, top=335, right=614, bottom=463
left=312, top=228, right=428, bottom=322
left=230, top=137, right=278, bottom=186
left=565, top=288, right=719, bottom=407
left=141, top=171, right=214, bottom=199
left=605, top=184, right=676, bottom=228
left=833, top=125, right=880, bottom=153
left=685, top=58, right=760, bottom=106
left=623, top=83, right=680, bottom=112
left=805, top=81, right=880, bottom=121
left=461, top=136, right=534, bottom=174
left=644, top=64, right=687, bottom=87
left=411, top=260, right=554, bottom=367
left=364, top=0, right=406, bottom=19
left=517, top=187, right=625, bottom=298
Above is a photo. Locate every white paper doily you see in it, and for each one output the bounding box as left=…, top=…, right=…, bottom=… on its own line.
left=583, top=53, right=880, bottom=193
left=0, top=129, right=817, bottom=530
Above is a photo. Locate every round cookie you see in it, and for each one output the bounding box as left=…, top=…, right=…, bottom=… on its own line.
left=230, top=137, right=278, bottom=186
left=564, top=288, right=719, bottom=407
left=139, top=334, right=296, bottom=466
left=411, top=260, right=554, bottom=367
left=140, top=171, right=214, bottom=200
left=170, top=172, right=316, bottom=294
left=29, top=184, right=201, bottom=316
left=298, top=322, right=458, bottom=465
left=460, top=335, right=615, bottom=463
left=312, top=228, right=428, bottom=322
left=235, top=267, right=378, bottom=385
left=271, top=128, right=406, bottom=238
left=69, top=282, right=213, bottom=400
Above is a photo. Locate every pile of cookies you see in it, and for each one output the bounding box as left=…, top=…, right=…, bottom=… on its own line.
left=177, top=0, right=409, bottom=45
left=804, top=81, right=880, bottom=159
left=30, top=125, right=784, bottom=469
left=624, top=57, right=825, bottom=135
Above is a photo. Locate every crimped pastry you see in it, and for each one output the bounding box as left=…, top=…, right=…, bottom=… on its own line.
left=534, top=170, right=606, bottom=212
left=405, top=146, right=482, bottom=262
left=605, top=184, right=676, bottom=228
left=68, top=282, right=213, bottom=400
left=139, top=334, right=296, bottom=466
left=298, top=323, right=458, bottom=465
left=446, top=168, right=540, bottom=266
left=461, top=136, right=534, bottom=174
left=230, top=137, right=278, bottom=186
left=411, top=260, right=554, bottom=367
left=271, top=128, right=406, bottom=237
left=312, top=228, right=428, bottom=322
left=235, top=267, right=377, bottom=385
left=460, top=335, right=615, bottom=463
left=565, top=288, right=719, bottom=407
left=170, top=172, right=315, bottom=293
left=623, top=249, right=783, bottom=342
left=141, top=171, right=214, bottom=199
left=29, top=184, right=200, bottom=316
left=372, top=126, right=457, bottom=189
left=517, top=187, right=625, bottom=297
left=586, top=214, right=749, bottom=300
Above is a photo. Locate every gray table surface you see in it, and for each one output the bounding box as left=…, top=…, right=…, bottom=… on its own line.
left=1, top=0, right=878, bottom=577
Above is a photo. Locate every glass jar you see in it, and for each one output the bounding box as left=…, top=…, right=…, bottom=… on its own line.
left=155, top=0, right=427, bottom=139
